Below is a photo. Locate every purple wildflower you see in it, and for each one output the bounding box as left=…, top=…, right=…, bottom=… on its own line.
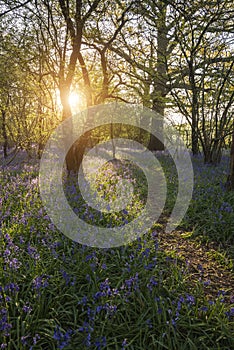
left=53, top=326, right=73, bottom=349
left=122, top=338, right=128, bottom=350
left=32, top=275, right=50, bottom=294
left=0, top=308, right=12, bottom=336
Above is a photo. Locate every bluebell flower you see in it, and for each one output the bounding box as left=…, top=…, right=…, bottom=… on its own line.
left=225, top=308, right=234, bottom=320
left=186, top=294, right=195, bottom=306
left=100, top=278, right=112, bottom=295
left=53, top=326, right=73, bottom=349
left=8, top=258, right=21, bottom=270
left=200, top=306, right=208, bottom=312
left=203, top=280, right=211, bottom=286
left=60, top=269, right=75, bottom=286
left=0, top=308, right=12, bottom=336
left=4, top=282, right=19, bottom=293
left=217, top=290, right=226, bottom=297
left=27, top=245, right=40, bottom=260
left=96, top=305, right=103, bottom=313
left=197, top=264, right=203, bottom=271
left=22, top=302, right=32, bottom=313
left=94, top=336, right=106, bottom=350
left=122, top=338, right=128, bottom=349
left=32, top=275, right=50, bottom=294
left=177, top=301, right=182, bottom=311
left=142, top=247, right=150, bottom=258
left=147, top=276, right=158, bottom=292
left=94, top=291, right=106, bottom=301
left=78, top=296, right=88, bottom=306
left=3, top=249, right=10, bottom=257
left=78, top=321, right=91, bottom=333
left=104, top=303, right=117, bottom=316
left=124, top=273, right=139, bottom=291
left=85, top=332, right=92, bottom=347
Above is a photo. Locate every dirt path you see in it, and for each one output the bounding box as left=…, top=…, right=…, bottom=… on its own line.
left=157, top=224, right=234, bottom=303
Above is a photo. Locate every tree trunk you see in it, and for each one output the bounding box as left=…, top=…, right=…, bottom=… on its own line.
left=1, top=109, right=8, bottom=158
left=60, top=83, right=78, bottom=173
left=203, top=144, right=221, bottom=165
left=189, top=58, right=199, bottom=156
left=148, top=1, right=167, bottom=151
left=37, top=83, right=43, bottom=158
left=148, top=102, right=164, bottom=151
left=191, top=116, right=199, bottom=155
left=37, top=44, right=45, bottom=159
left=226, top=129, right=234, bottom=190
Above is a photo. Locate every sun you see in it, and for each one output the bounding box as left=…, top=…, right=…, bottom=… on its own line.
left=69, top=92, right=80, bottom=109
left=54, top=89, right=84, bottom=113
